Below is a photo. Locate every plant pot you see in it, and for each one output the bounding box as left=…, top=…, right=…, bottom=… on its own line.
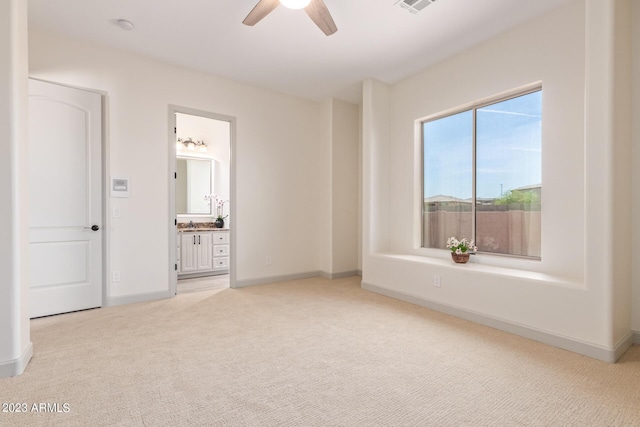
left=214, top=219, right=224, bottom=228
left=451, top=252, right=470, bottom=264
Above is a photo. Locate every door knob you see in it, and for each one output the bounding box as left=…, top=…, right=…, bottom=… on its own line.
left=84, top=225, right=100, bottom=231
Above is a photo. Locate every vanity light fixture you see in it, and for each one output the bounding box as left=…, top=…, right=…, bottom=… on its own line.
left=177, top=137, right=207, bottom=152
left=280, top=0, right=312, bottom=9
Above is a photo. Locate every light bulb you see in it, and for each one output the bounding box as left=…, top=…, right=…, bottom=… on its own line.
left=280, top=0, right=311, bottom=10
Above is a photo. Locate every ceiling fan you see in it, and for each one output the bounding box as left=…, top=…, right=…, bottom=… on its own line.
left=243, top=0, right=338, bottom=36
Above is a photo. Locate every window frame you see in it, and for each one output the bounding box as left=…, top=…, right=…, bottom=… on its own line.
left=420, top=85, right=542, bottom=260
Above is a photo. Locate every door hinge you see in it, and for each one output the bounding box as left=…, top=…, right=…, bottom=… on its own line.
left=174, top=127, right=177, bottom=134
left=175, top=264, right=177, bottom=271
left=174, top=219, right=177, bottom=226
left=174, top=172, right=177, bottom=179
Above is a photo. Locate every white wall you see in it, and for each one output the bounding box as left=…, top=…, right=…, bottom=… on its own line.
left=329, top=99, right=359, bottom=275
left=362, top=0, right=634, bottom=360
left=632, top=0, right=640, bottom=334
left=319, top=98, right=360, bottom=277
left=358, top=107, right=363, bottom=273
left=610, top=0, right=633, bottom=344
left=318, top=100, right=332, bottom=275
left=29, top=29, right=327, bottom=295
left=0, top=0, right=31, bottom=377
left=362, top=79, right=391, bottom=258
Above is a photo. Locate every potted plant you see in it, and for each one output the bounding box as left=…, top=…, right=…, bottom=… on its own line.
left=204, top=194, right=229, bottom=228
left=446, top=237, right=478, bottom=264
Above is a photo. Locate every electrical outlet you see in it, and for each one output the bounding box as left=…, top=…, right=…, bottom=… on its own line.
left=112, top=271, right=121, bottom=282
left=265, top=256, right=272, bottom=266
left=433, top=275, right=441, bottom=287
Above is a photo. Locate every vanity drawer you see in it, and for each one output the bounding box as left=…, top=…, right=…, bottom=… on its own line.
left=213, top=257, right=229, bottom=269
left=214, top=245, right=228, bottom=256
left=213, top=232, right=229, bottom=244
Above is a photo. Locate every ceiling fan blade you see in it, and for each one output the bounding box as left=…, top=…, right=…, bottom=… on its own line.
left=243, top=0, right=280, bottom=26
left=304, top=0, right=337, bottom=36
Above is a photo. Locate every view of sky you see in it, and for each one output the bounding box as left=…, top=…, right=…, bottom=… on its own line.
left=423, top=91, right=542, bottom=200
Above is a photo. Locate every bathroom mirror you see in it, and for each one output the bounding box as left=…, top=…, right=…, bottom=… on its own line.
left=176, top=157, right=213, bottom=215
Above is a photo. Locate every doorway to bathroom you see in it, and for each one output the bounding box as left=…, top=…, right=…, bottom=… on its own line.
left=168, top=106, right=236, bottom=295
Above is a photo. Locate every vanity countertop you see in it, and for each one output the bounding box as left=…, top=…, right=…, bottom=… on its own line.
left=178, top=227, right=229, bottom=232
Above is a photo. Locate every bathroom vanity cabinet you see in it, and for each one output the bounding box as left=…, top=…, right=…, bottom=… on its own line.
left=179, top=232, right=213, bottom=273
left=177, top=229, right=229, bottom=277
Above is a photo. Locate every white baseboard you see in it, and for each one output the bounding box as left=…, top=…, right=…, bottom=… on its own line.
left=106, top=290, right=172, bottom=307
left=0, top=342, right=33, bottom=379
left=614, top=332, right=634, bottom=361
left=107, top=271, right=361, bottom=303
left=178, top=270, right=228, bottom=280
left=362, top=281, right=627, bottom=363
left=319, top=270, right=361, bottom=280
left=234, top=271, right=322, bottom=288
left=235, top=270, right=361, bottom=288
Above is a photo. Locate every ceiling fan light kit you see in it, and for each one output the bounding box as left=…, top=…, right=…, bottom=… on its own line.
left=243, top=0, right=337, bottom=36
left=280, top=0, right=312, bottom=10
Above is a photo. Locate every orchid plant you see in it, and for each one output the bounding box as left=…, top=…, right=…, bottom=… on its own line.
left=446, top=237, right=478, bottom=255
left=204, top=194, right=229, bottom=221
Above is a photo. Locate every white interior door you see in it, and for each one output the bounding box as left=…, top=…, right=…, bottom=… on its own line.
left=28, top=79, right=102, bottom=318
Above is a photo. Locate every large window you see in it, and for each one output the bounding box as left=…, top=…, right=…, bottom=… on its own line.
left=422, top=88, right=542, bottom=258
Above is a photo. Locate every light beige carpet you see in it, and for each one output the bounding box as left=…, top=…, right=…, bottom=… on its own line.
left=1, top=276, right=639, bottom=426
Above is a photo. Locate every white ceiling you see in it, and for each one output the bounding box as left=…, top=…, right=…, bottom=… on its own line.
left=28, top=0, right=571, bottom=104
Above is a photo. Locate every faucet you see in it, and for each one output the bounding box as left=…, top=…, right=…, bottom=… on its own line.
left=189, top=220, right=195, bottom=229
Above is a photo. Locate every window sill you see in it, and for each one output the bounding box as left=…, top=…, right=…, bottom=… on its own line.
left=372, top=252, right=583, bottom=289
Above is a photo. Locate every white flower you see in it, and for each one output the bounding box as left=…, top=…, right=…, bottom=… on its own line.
left=447, top=236, right=478, bottom=256
left=447, top=237, right=459, bottom=248
left=204, top=194, right=230, bottom=219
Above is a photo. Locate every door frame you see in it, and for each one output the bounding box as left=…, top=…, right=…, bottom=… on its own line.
left=167, top=105, right=237, bottom=295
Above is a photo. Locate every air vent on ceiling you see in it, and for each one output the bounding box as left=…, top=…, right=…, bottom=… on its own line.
left=395, top=0, right=436, bottom=14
